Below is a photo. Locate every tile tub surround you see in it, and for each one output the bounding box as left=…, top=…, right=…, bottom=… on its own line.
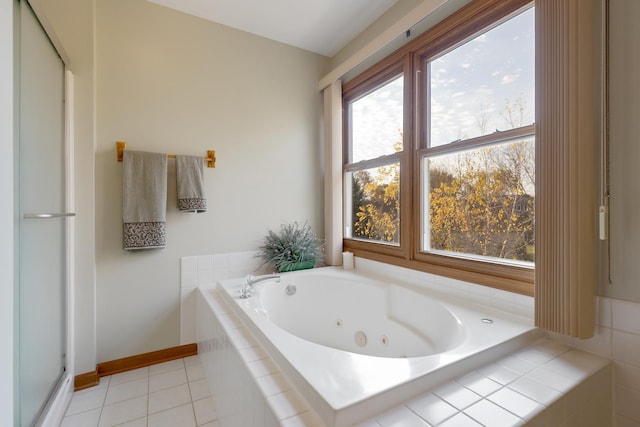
left=553, top=296, right=640, bottom=426
left=197, top=285, right=324, bottom=427
left=181, top=251, right=269, bottom=344
left=197, top=284, right=612, bottom=427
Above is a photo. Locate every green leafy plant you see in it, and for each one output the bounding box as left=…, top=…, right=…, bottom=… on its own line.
left=257, top=221, right=324, bottom=272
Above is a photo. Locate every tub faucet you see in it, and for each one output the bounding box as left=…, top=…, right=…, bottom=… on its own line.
left=239, top=274, right=281, bottom=299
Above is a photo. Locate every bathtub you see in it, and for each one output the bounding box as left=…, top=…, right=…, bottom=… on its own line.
left=216, top=267, right=540, bottom=426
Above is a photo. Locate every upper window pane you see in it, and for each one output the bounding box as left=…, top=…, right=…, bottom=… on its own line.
left=350, top=75, right=403, bottom=162
left=429, top=8, right=534, bottom=148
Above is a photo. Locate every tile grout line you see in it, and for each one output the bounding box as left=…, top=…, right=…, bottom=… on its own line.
left=96, top=375, right=109, bottom=427
left=146, top=367, right=150, bottom=427
left=182, top=359, right=201, bottom=427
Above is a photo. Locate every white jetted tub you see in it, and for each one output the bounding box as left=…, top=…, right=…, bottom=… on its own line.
left=217, top=267, right=539, bottom=426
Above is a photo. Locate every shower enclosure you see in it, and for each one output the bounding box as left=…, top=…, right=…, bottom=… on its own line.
left=16, top=1, right=73, bottom=425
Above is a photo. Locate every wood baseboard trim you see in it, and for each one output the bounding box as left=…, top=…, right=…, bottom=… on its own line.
left=97, top=343, right=198, bottom=378
left=74, top=370, right=99, bottom=392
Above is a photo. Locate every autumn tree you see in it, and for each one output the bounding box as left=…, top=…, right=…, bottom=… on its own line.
left=428, top=142, right=534, bottom=261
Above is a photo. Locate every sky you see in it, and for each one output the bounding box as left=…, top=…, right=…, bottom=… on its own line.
left=351, top=76, right=404, bottom=163
left=349, top=6, right=535, bottom=161
left=429, top=7, right=535, bottom=147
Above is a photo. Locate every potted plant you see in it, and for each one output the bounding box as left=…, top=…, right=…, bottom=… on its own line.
left=257, top=221, right=324, bottom=272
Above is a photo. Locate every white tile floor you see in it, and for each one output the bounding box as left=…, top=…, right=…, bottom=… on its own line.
left=60, top=356, right=219, bottom=427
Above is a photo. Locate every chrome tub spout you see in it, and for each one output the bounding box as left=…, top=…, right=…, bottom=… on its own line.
left=239, top=274, right=281, bottom=299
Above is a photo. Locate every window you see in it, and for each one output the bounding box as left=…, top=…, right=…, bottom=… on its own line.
left=343, top=0, right=535, bottom=293
left=421, top=7, right=535, bottom=264
left=344, top=72, right=405, bottom=246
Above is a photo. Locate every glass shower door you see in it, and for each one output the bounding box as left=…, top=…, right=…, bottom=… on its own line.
left=17, top=1, right=69, bottom=425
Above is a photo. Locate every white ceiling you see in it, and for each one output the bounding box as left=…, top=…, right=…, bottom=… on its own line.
left=146, top=0, right=398, bottom=57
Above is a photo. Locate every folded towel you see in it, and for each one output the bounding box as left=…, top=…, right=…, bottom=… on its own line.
left=176, top=155, right=207, bottom=213
left=122, top=150, right=168, bottom=250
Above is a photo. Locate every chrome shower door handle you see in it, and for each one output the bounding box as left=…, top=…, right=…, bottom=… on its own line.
left=23, top=212, right=76, bottom=219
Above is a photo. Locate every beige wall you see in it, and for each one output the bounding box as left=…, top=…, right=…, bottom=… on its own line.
left=607, top=0, right=640, bottom=303
left=95, top=0, right=327, bottom=362
left=604, top=3, right=640, bottom=421
left=327, top=0, right=424, bottom=72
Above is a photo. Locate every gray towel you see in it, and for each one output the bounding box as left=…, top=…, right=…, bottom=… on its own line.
left=176, top=155, right=207, bottom=213
left=122, top=150, right=168, bottom=250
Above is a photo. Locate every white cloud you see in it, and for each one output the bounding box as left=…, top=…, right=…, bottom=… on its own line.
left=501, top=74, right=515, bottom=84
